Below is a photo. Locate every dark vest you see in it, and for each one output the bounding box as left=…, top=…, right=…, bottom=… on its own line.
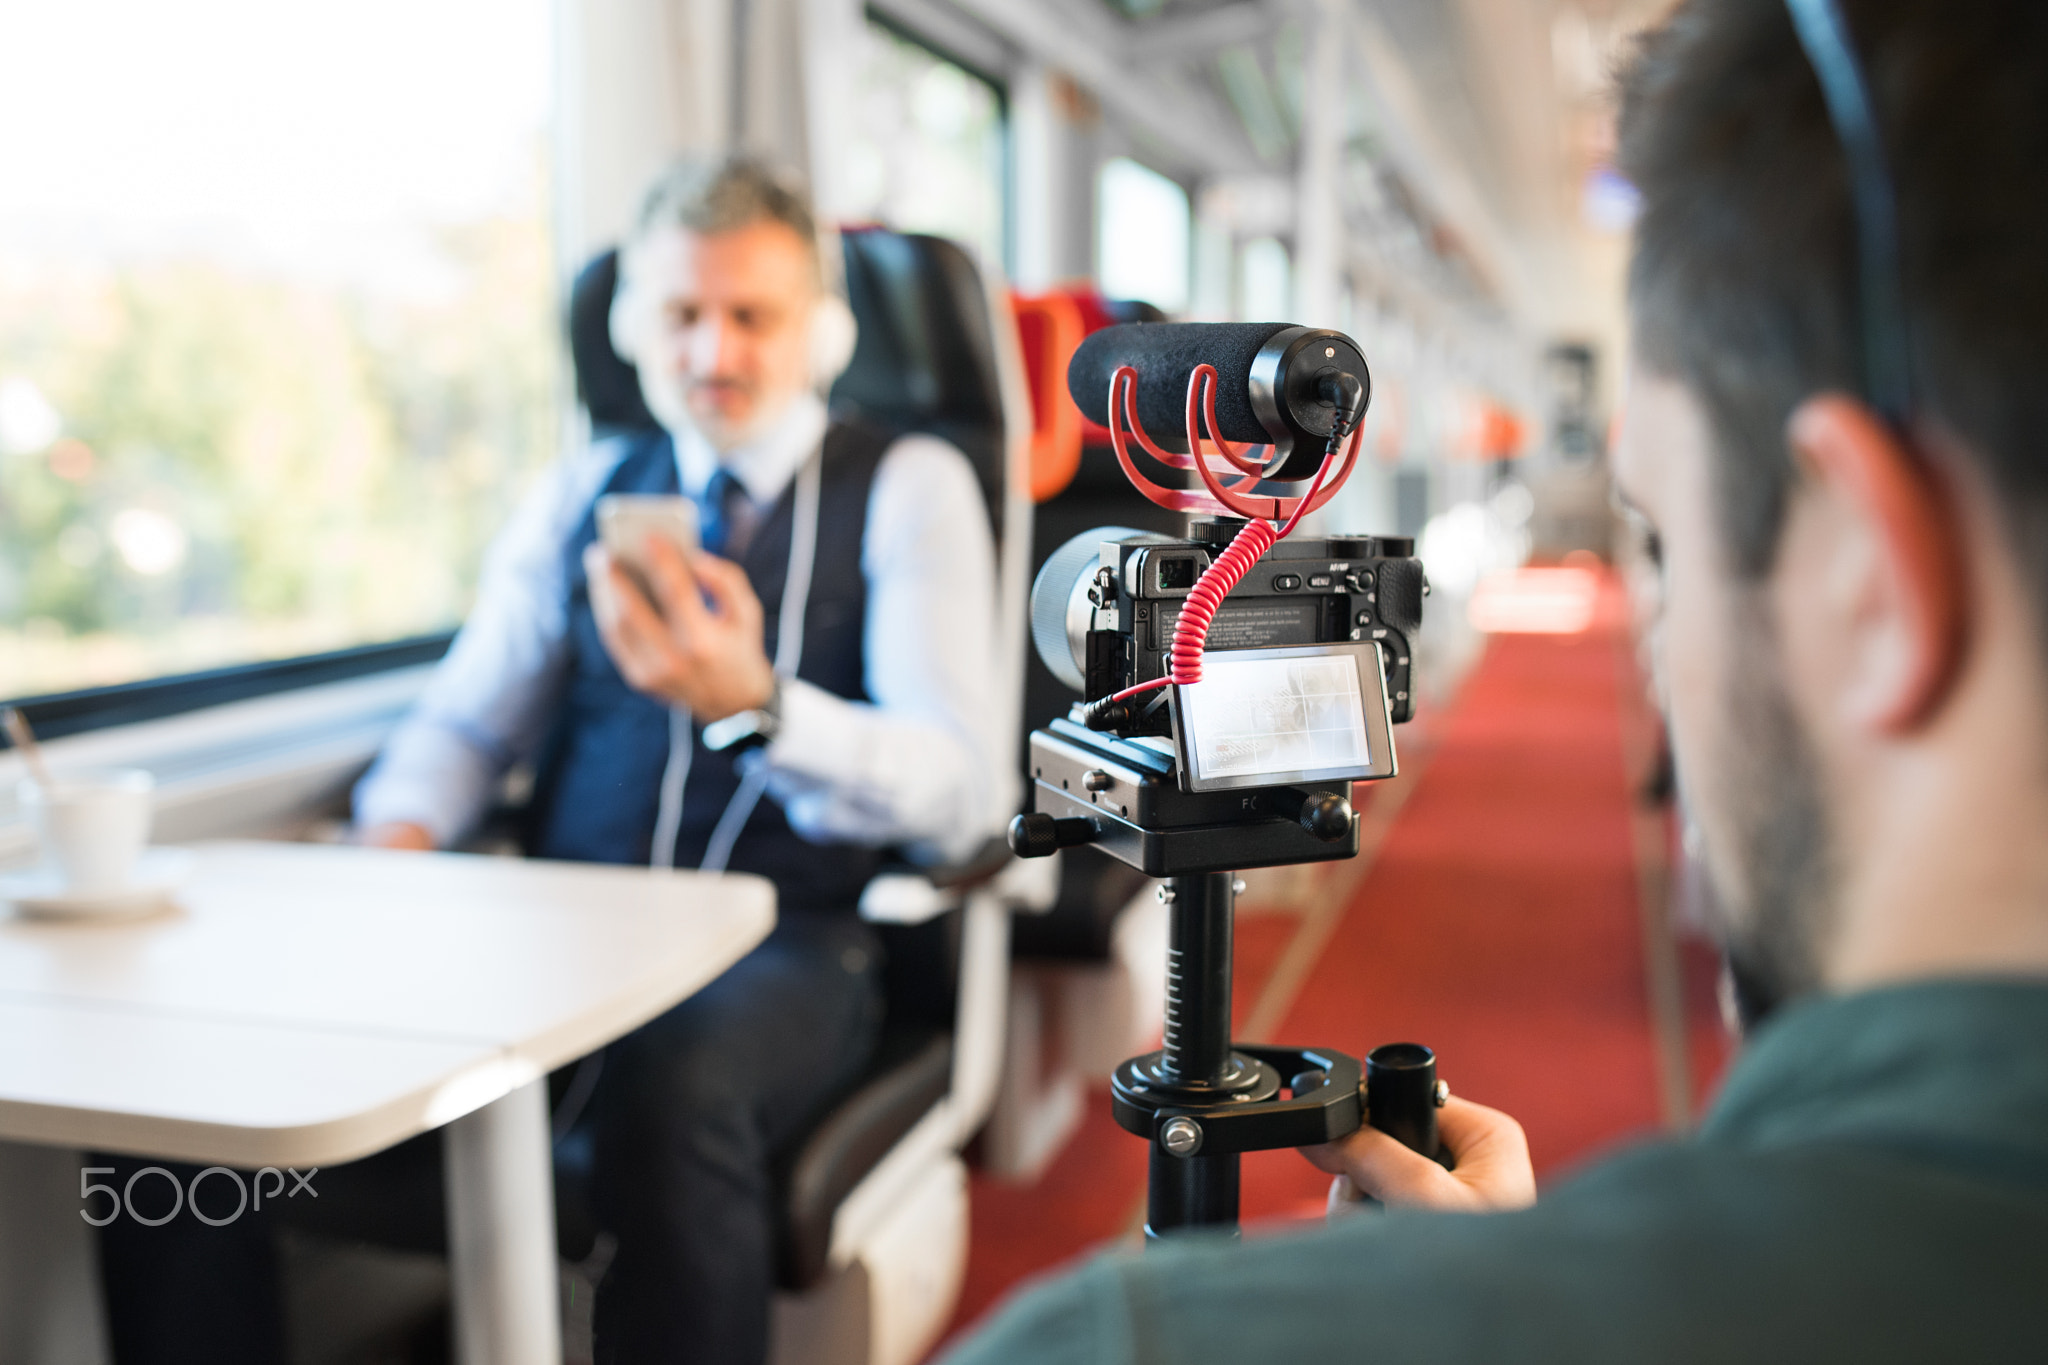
left=527, top=422, right=891, bottom=912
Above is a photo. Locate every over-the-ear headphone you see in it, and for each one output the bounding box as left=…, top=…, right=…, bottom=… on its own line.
left=608, top=262, right=653, bottom=367
left=808, top=291, right=858, bottom=388
left=1784, top=0, right=1912, bottom=421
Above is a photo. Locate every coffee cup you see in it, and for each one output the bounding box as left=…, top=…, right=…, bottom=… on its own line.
left=18, top=769, right=155, bottom=893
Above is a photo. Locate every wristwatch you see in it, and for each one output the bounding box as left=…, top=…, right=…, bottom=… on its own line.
left=702, top=675, right=784, bottom=754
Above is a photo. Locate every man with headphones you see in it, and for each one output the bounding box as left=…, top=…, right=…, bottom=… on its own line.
left=332, top=160, right=1002, bottom=1362
left=91, top=161, right=1000, bottom=1364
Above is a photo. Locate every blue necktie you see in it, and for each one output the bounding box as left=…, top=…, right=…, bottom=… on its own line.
left=699, top=468, right=749, bottom=558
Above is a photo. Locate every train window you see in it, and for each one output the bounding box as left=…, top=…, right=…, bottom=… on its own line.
left=1240, top=235, right=1293, bottom=320
left=843, top=18, right=1007, bottom=272
left=1097, top=157, right=1191, bottom=314
left=0, top=0, right=556, bottom=703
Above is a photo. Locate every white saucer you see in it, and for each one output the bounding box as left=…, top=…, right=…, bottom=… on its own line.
left=1, top=847, right=196, bottom=921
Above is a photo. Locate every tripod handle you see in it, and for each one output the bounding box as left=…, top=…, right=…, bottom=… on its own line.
left=1008, top=811, right=1100, bottom=858
left=1365, top=1042, right=1454, bottom=1170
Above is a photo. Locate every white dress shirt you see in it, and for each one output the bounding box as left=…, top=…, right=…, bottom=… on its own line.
left=354, top=393, right=1007, bottom=866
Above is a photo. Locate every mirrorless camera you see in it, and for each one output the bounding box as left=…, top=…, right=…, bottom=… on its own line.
left=1008, top=321, right=1450, bottom=1240
left=1031, top=518, right=1428, bottom=738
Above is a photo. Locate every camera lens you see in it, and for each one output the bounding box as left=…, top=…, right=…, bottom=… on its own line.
left=1029, top=526, right=1146, bottom=691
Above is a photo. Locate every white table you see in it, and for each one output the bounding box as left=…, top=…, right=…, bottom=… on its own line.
left=0, top=840, right=776, bottom=1365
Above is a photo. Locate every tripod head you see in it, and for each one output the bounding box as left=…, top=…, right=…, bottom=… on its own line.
left=1007, top=322, right=1447, bottom=1237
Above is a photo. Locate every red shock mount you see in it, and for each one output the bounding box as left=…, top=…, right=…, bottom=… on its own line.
left=1104, top=363, right=1362, bottom=702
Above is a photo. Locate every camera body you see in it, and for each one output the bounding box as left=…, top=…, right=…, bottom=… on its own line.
left=1033, top=517, right=1427, bottom=741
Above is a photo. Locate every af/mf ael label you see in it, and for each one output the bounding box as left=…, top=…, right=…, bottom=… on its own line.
left=1154, top=598, right=1323, bottom=651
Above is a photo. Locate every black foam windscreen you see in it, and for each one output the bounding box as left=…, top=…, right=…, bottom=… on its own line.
left=1067, top=322, right=1294, bottom=444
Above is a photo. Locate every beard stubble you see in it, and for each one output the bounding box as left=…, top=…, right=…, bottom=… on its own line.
left=1699, top=604, right=1839, bottom=1030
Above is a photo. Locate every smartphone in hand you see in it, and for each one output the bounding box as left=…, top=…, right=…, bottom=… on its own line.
left=596, top=494, right=700, bottom=600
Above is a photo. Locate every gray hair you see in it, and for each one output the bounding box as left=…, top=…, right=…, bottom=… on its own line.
left=630, top=156, right=823, bottom=287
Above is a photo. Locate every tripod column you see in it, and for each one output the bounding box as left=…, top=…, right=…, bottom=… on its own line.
left=1161, top=872, right=1234, bottom=1085
left=1149, top=871, right=1238, bottom=1236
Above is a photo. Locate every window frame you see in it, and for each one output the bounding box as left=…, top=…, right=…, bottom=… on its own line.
left=862, top=3, right=1015, bottom=278
left=865, top=3, right=1013, bottom=101
left=1, top=633, right=452, bottom=743
left=1095, top=154, right=1196, bottom=314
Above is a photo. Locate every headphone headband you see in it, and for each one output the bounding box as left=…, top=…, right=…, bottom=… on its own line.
left=1783, top=0, right=1915, bottom=422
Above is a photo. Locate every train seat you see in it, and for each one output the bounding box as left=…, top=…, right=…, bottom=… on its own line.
left=977, top=287, right=1180, bottom=1182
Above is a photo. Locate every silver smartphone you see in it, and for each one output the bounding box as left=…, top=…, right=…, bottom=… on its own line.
left=596, top=494, right=700, bottom=594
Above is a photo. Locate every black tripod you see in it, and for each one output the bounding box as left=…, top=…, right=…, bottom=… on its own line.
left=1012, top=719, right=1447, bottom=1237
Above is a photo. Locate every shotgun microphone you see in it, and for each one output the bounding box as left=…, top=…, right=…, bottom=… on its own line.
left=1067, top=322, right=1372, bottom=480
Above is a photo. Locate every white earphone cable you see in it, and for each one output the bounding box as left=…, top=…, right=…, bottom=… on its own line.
left=674, top=449, right=822, bottom=874
left=649, top=705, right=693, bottom=870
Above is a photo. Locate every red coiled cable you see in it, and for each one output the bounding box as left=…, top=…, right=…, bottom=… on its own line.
left=1096, top=359, right=1357, bottom=707
left=1164, top=517, right=1280, bottom=687
left=1106, top=418, right=1344, bottom=704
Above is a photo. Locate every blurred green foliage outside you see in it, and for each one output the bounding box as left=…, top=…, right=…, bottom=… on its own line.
left=0, top=204, right=559, bottom=699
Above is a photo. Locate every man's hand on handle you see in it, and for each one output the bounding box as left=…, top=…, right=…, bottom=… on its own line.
left=1302, top=1096, right=1536, bottom=1215
left=585, top=535, right=776, bottom=722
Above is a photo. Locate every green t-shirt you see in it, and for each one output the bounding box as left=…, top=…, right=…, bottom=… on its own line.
left=946, top=979, right=2048, bottom=1364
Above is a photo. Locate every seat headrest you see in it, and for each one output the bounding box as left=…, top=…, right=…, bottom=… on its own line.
left=831, top=228, right=1003, bottom=427
left=568, top=250, right=657, bottom=435
left=831, top=228, right=1007, bottom=524
left=565, top=229, right=1008, bottom=525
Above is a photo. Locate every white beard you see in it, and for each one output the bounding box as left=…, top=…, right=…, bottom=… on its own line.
left=637, top=371, right=801, bottom=455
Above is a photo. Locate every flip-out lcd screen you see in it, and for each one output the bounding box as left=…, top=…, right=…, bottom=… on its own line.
left=1171, top=642, right=1398, bottom=793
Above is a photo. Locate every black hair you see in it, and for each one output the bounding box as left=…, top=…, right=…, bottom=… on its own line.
left=1618, top=0, right=2048, bottom=592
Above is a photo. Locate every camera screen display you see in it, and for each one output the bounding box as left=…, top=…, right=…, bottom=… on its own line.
left=1172, top=642, right=1398, bottom=792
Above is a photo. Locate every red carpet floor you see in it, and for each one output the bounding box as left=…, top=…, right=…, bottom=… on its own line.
left=941, top=596, right=1731, bottom=1347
